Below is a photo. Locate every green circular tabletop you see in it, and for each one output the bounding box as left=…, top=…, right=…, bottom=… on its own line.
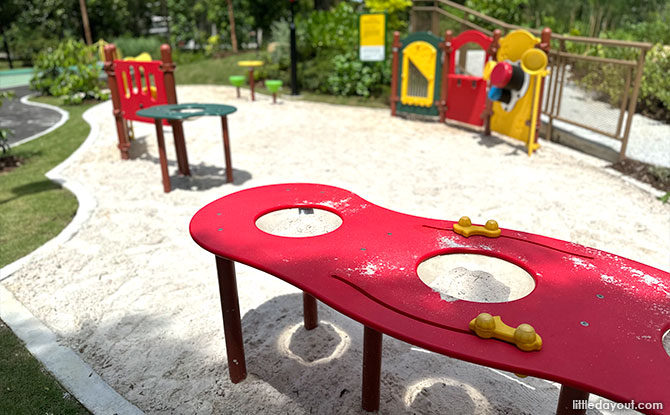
left=229, top=75, right=246, bottom=86
left=265, top=80, right=283, bottom=92
left=136, top=103, right=237, bottom=120
left=237, top=60, right=264, bottom=67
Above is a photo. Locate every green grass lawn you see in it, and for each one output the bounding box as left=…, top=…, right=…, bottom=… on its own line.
left=0, top=97, right=94, bottom=267
left=0, top=60, right=29, bottom=70
left=176, top=52, right=388, bottom=108
left=0, top=321, right=90, bottom=414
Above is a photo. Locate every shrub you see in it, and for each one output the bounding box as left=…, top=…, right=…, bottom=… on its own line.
left=0, top=91, right=16, bottom=154
left=30, top=40, right=107, bottom=105
left=327, top=50, right=390, bottom=97
left=112, top=36, right=163, bottom=60
left=639, top=44, right=670, bottom=122
left=266, top=1, right=396, bottom=98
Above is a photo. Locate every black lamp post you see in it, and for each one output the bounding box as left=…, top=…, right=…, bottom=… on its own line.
left=289, top=0, right=299, bottom=95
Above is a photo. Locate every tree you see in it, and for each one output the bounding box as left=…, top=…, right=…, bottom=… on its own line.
left=227, top=0, right=238, bottom=52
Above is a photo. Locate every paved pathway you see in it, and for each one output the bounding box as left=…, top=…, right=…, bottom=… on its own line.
left=0, top=85, right=62, bottom=146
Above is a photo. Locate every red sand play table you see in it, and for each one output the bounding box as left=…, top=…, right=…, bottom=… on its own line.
left=190, top=183, right=670, bottom=414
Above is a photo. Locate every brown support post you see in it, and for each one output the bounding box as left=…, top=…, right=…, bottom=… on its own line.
left=556, top=384, right=590, bottom=415
left=361, top=326, right=383, bottom=412
left=431, top=1, right=439, bottom=35
left=547, top=51, right=564, bottom=141
left=104, top=45, right=131, bottom=160
left=534, top=28, right=551, bottom=143
left=153, top=119, right=171, bottom=193
left=555, top=40, right=568, bottom=119
left=221, top=116, right=234, bottom=183
left=483, top=29, right=501, bottom=136
left=390, top=32, right=401, bottom=117
left=458, top=13, right=469, bottom=71
left=160, top=44, right=190, bottom=176
left=302, top=293, right=318, bottom=330
left=615, top=66, right=632, bottom=139
left=439, top=30, right=452, bottom=123
left=249, top=68, right=256, bottom=101
left=272, top=93, right=277, bottom=104
left=619, top=49, right=647, bottom=161
left=215, top=256, right=247, bottom=383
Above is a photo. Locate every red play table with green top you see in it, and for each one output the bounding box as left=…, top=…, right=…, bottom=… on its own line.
left=189, top=183, right=670, bottom=414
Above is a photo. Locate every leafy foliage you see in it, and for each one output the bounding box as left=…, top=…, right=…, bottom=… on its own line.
left=365, top=0, right=412, bottom=32
left=112, top=36, right=163, bottom=59
left=2, top=0, right=153, bottom=63
left=30, top=40, right=107, bottom=105
left=465, top=0, right=530, bottom=27
left=266, top=1, right=397, bottom=98
left=0, top=91, right=16, bottom=155
left=639, top=45, right=670, bottom=122
left=327, top=51, right=389, bottom=97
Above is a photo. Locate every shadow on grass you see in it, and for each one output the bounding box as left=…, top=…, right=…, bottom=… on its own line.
left=1, top=179, right=61, bottom=205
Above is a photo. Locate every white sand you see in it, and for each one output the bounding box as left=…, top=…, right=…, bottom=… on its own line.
left=3, top=85, right=670, bottom=414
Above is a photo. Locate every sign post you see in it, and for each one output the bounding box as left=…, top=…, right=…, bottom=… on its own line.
left=359, top=13, right=386, bottom=62
left=289, top=0, right=299, bottom=95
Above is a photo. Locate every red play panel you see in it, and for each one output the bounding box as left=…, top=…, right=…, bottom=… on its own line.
left=114, top=60, right=169, bottom=125
left=445, top=30, right=493, bottom=126
left=190, top=183, right=670, bottom=414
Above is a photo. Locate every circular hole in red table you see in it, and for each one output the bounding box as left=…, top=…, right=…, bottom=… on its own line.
left=255, top=207, right=342, bottom=238
left=663, top=328, right=670, bottom=360
left=417, top=253, right=535, bottom=303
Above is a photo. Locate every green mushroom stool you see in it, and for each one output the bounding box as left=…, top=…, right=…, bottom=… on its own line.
left=265, top=80, right=283, bottom=104
left=229, top=75, right=246, bottom=98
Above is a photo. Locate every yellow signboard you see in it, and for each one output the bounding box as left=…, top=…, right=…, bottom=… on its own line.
left=359, top=13, right=386, bottom=61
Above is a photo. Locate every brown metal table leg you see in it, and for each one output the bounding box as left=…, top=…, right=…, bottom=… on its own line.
left=221, top=116, right=234, bottom=183
left=362, top=326, right=383, bottom=412
left=556, top=384, right=590, bottom=415
left=171, top=120, right=190, bottom=176
left=153, top=119, right=171, bottom=193
left=215, top=256, right=247, bottom=383
left=302, top=292, right=318, bottom=330
left=249, top=68, right=255, bottom=101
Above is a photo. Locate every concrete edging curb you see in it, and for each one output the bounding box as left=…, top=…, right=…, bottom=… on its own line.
left=0, top=99, right=145, bottom=415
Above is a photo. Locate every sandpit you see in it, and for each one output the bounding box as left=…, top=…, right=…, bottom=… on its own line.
left=3, top=85, right=669, bottom=414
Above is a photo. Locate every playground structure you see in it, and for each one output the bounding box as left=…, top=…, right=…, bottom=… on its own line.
left=410, top=0, right=652, bottom=162
left=190, top=183, right=670, bottom=414
left=265, top=80, right=283, bottom=104
left=236, top=60, right=264, bottom=101
left=104, top=43, right=187, bottom=164
left=391, top=28, right=551, bottom=156
left=104, top=44, right=239, bottom=192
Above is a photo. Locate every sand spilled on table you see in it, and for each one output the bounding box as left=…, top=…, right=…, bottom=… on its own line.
left=3, top=85, right=670, bottom=414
